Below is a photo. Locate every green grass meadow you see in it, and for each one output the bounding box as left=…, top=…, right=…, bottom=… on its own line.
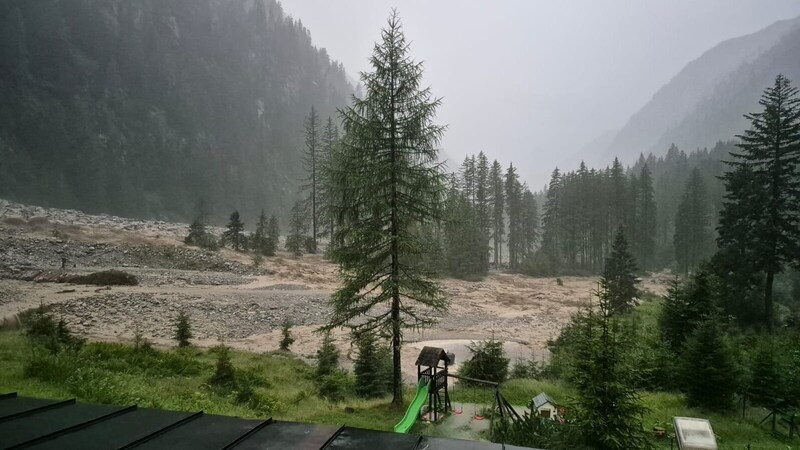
left=0, top=329, right=796, bottom=448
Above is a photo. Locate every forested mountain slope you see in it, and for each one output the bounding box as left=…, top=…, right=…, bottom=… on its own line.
left=652, top=25, right=800, bottom=154
left=603, top=16, right=800, bottom=163
left=0, top=0, right=352, bottom=222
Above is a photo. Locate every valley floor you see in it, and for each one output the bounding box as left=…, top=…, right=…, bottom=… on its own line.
left=0, top=199, right=795, bottom=448
left=0, top=198, right=670, bottom=380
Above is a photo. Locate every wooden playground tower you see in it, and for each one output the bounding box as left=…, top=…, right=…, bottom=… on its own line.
left=410, top=346, right=522, bottom=438
left=415, top=346, right=452, bottom=422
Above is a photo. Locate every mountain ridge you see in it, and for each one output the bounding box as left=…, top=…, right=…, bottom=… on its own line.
left=600, top=15, right=800, bottom=163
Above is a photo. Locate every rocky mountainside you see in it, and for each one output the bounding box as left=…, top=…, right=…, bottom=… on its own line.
left=601, top=15, right=800, bottom=163
left=0, top=0, right=352, bottom=222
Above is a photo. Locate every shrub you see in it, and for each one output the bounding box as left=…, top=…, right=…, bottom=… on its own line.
left=556, top=278, right=564, bottom=287
left=24, top=305, right=83, bottom=353
left=459, top=338, right=509, bottom=384
left=747, top=337, right=785, bottom=408
left=303, top=236, right=317, bottom=254
left=285, top=235, right=304, bottom=257
left=173, top=311, right=192, bottom=348
left=318, top=369, right=352, bottom=402
left=279, top=319, right=295, bottom=351
left=510, top=357, right=544, bottom=380
left=208, top=345, right=237, bottom=389
left=492, top=408, right=570, bottom=449
left=252, top=253, right=264, bottom=268
left=69, top=270, right=138, bottom=286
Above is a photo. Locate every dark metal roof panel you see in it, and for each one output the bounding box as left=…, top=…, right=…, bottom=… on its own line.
left=0, top=395, right=68, bottom=421
left=0, top=402, right=127, bottom=448
left=232, top=421, right=342, bottom=450
left=418, top=436, right=504, bottom=449
left=25, top=408, right=195, bottom=450
left=132, top=414, right=267, bottom=450
left=323, top=427, right=420, bottom=450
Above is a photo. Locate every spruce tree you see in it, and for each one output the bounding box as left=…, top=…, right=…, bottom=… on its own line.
left=659, top=267, right=718, bottom=353
left=541, top=168, right=562, bottom=272
left=302, top=106, right=322, bottom=253
left=608, top=158, right=628, bottom=238
left=674, top=169, right=711, bottom=275
left=252, top=210, right=269, bottom=255
left=601, top=226, right=639, bottom=313
left=444, top=185, right=487, bottom=279
left=222, top=211, right=245, bottom=251
left=635, top=165, right=656, bottom=269
left=490, top=160, right=505, bottom=265
left=520, top=187, right=539, bottom=261
left=713, top=164, right=766, bottom=324
left=265, top=215, right=279, bottom=256
left=285, top=200, right=307, bottom=257
left=460, top=155, right=477, bottom=205
left=320, top=117, right=340, bottom=238
left=459, top=338, right=510, bottom=384
left=717, top=74, right=800, bottom=330
left=572, top=285, right=649, bottom=450
left=748, top=339, right=785, bottom=408
left=475, top=152, right=492, bottom=239
left=505, top=163, right=523, bottom=270
left=316, top=330, right=340, bottom=378
left=279, top=319, right=295, bottom=351
left=322, top=11, right=448, bottom=406
left=185, top=217, right=207, bottom=246
left=185, top=201, right=216, bottom=250
left=680, top=317, right=738, bottom=411
left=353, top=331, right=392, bottom=398
left=173, top=310, right=192, bottom=348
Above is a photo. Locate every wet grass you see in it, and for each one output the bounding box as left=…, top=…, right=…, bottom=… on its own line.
left=1, top=329, right=795, bottom=447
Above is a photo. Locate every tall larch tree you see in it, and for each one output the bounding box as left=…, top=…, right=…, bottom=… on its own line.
left=490, top=160, right=505, bottom=265
left=717, top=74, right=800, bottom=330
left=302, top=106, right=322, bottom=253
left=323, top=11, right=449, bottom=406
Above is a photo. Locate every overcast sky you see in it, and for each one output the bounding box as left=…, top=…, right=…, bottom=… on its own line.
left=281, top=0, right=800, bottom=188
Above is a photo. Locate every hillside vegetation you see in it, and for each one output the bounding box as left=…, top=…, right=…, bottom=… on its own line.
left=0, top=0, right=352, bottom=221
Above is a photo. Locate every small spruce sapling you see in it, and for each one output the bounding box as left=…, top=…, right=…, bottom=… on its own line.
left=209, top=344, right=237, bottom=388
left=173, top=310, right=192, bottom=348
left=316, top=330, right=340, bottom=378
left=280, top=319, right=295, bottom=351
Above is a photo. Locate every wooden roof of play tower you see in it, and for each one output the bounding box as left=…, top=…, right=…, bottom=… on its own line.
left=415, top=346, right=451, bottom=367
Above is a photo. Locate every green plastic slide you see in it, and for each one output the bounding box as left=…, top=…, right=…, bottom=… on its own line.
left=393, top=380, right=430, bottom=433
